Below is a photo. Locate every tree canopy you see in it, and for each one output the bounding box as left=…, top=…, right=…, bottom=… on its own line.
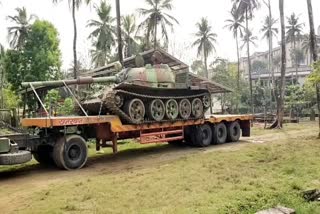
left=5, top=20, right=62, bottom=90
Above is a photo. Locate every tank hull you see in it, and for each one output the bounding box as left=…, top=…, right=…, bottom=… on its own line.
left=80, top=83, right=210, bottom=124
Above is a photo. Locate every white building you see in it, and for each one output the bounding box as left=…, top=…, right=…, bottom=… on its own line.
left=240, top=35, right=320, bottom=86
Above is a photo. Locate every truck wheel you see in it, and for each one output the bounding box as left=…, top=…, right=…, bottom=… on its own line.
left=53, top=135, right=88, bottom=170
left=213, top=123, right=227, bottom=144
left=0, top=151, right=32, bottom=165
left=192, top=124, right=212, bottom=147
left=33, top=145, right=54, bottom=165
left=227, top=121, right=241, bottom=142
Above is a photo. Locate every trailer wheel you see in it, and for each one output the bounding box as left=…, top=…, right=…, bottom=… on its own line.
left=0, top=151, right=32, bottom=165
left=192, top=124, right=212, bottom=147
left=227, top=121, right=241, bottom=142
left=53, top=135, right=88, bottom=170
left=213, top=123, right=227, bottom=144
left=33, top=145, right=54, bottom=165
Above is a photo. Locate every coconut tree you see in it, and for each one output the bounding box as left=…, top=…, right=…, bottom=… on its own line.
left=306, top=0, right=320, bottom=137
left=52, top=0, right=92, bottom=78
left=260, top=15, right=278, bottom=86
left=225, top=10, right=245, bottom=89
left=7, top=7, right=37, bottom=49
left=122, top=15, right=138, bottom=58
left=232, top=0, right=260, bottom=115
left=286, top=13, right=304, bottom=84
left=137, top=0, right=179, bottom=49
left=276, top=0, right=286, bottom=128
left=87, top=1, right=115, bottom=67
left=0, top=44, right=5, bottom=108
left=192, top=17, right=217, bottom=79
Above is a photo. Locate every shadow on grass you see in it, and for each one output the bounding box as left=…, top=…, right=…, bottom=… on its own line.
left=0, top=143, right=193, bottom=180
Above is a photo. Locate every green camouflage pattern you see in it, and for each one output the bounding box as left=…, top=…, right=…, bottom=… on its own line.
left=0, top=138, right=10, bottom=153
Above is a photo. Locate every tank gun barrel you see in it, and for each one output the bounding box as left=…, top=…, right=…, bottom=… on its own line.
left=21, top=76, right=119, bottom=88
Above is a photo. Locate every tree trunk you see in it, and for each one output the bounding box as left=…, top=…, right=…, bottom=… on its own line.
left=277, top=0, right=286, bottom=128
left=294, top=40, right=298, bottom=83
left=307, top=0, right=320, bottom=137
left=204, top=48, right=208, bottom=79
left=153, top=2, right=158, bottom=49
left=236, top=31, right=240, bottom=89
left=116, top=0, right=123, bottom=65
left=245, top=9, right=254, bottom=115
left=72, top=0, right=78, bottom=79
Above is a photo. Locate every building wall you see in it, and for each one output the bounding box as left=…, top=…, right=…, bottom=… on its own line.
left=240, top=36, right=319, bottom=86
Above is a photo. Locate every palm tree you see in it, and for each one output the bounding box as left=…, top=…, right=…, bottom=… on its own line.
left=225, top=10, right=245, bottom=89
left=137, top=0, right=179, bottom=49
left=53, top=0, right=91, bottom=79
left=122, top=15, right=138, bottom=58
left=306, top=0, right=320, bottom=137
left=0, top=44, right=5, bottom=108
left=192, top=17, right=217, bottom=79
left=7, top=7, right=37, bottom=49
left=276, top=0, right=286, bottom=128
left=260, top=15, right=278, bottom=88
left=232, top=0, right=260, bottom=115
left=286, top=13, right=304, bottom=84
left=87, top=1, right=115, bottom=67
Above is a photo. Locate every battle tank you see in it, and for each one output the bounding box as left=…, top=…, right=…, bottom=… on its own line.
left=22, top=52, right=211, bottom=124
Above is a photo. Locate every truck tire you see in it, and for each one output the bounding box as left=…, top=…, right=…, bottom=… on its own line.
left=227, top=121, right=241, bottom=142
left=192, top=124, right=212, bottom=147
left=213, top=123, right=227, bottom=144
left=0, top=151, right=32, bottom=165
left=53, top=135, right=88, bottom=170
left=33, top=145, right=54, bottom=165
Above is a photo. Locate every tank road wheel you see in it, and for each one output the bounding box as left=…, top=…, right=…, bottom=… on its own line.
left=115, top=94, right=124, bottom=107
left=179, top=99, right=192, bottom=120
left=192, top=98, right=204, bottom=119
left=202, top=94, right=211, bottom=109
left=125, top=98, right=145, bottom=123
left=148, top=99, right=165, bottom=122
left=227, top=121, right=241, bottom=142
left=213, top=123, right=227, bottom=144
left=53, top=135, right=88, bottom=170
left=165, top=99, right=179, bottom=120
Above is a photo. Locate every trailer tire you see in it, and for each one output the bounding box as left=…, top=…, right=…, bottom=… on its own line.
left=33, top=145, right=54, bottom=165
left=0, top=151, right=32, bottom=165
left=213, top=123, right=227, bottom=144
left=53, top=135, right=88, bottom=170
left=192, top=124, right=212, bottom=147
left=227, top=121, right=241, bottom=142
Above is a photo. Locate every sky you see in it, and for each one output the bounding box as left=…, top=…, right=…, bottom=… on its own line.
left=0, top=0, right=320, bottom=70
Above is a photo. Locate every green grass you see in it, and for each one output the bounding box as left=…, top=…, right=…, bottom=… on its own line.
left=5, top=122, right=320, bottom=214
left=2, top=122, right=320, bottom=213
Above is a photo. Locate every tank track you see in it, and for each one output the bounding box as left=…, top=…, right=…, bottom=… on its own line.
left=103, top=89, right=209, bottom=124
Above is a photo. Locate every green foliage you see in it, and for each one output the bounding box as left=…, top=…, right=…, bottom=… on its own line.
left=309, top=61, right=320, bottom=84
left=285, top=85, right=306, bottom=115
left=2, top=86, right=21, bottom=109
left=44, top=90, right=75, bottom=116
left=191, top=60, right=205, bottom=77
left=24, top=20, right=62, bottom=80
left=44, top=89, right=61, bottom=109
left=59, top=98, right=74, bottom=115
left=5, top=20, right=62, bottom=91
left=212, top=61, right=250, bottom=112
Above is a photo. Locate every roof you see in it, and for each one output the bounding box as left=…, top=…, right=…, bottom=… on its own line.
left=188, top=72, right=233, bottom=94
left=81, top=48, right=232, bottom=94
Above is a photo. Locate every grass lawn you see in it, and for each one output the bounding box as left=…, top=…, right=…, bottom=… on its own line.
left=1, top=121, right=320, bottom=213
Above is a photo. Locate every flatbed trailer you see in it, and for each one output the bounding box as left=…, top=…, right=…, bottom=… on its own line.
left=0, top=114, right=252, bottom=170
